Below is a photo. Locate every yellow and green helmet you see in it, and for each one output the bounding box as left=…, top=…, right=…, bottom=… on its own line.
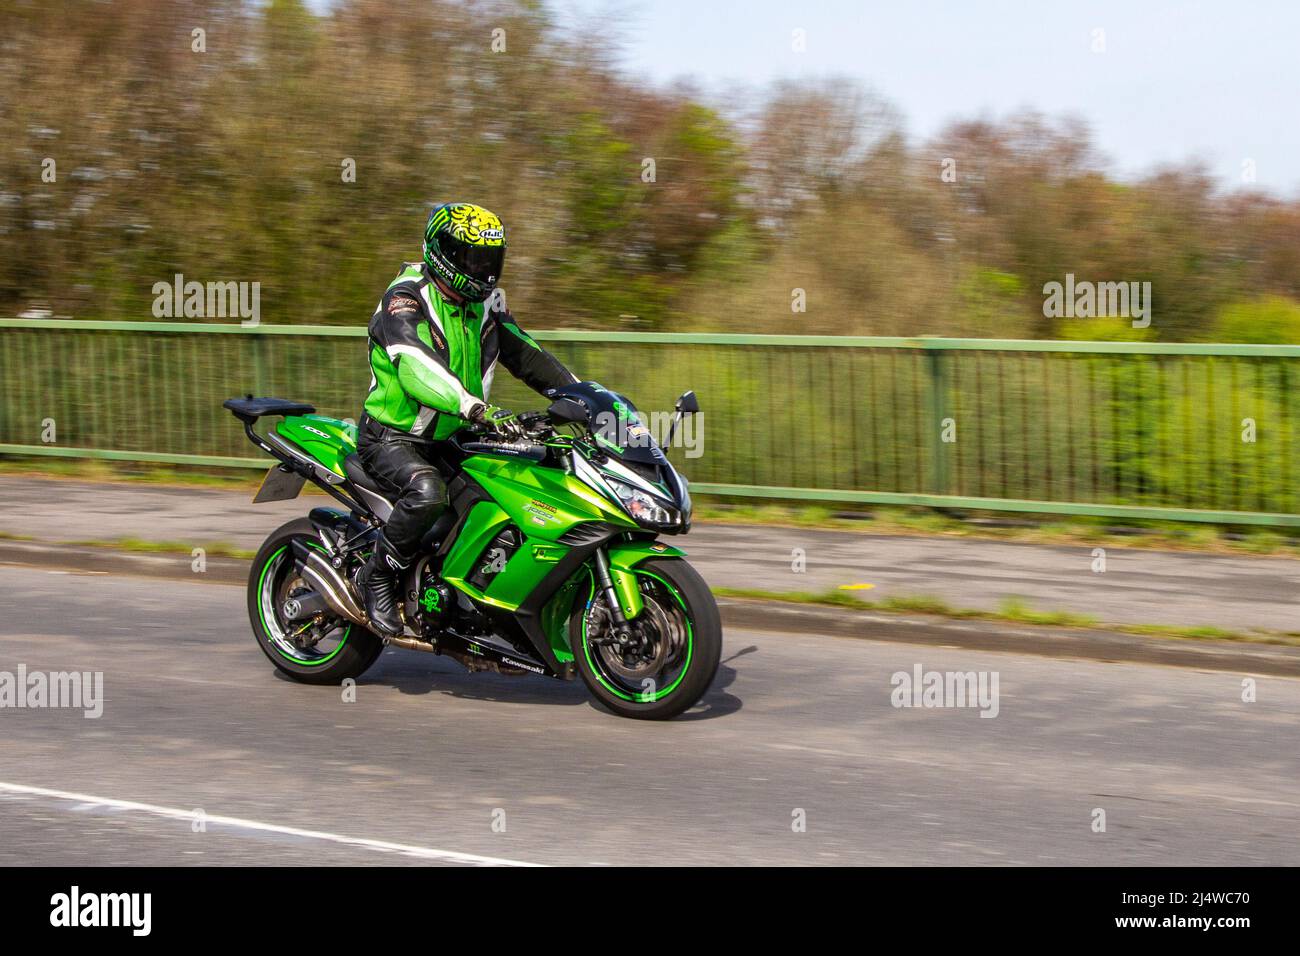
left=423, top=202, right=506, bottom=303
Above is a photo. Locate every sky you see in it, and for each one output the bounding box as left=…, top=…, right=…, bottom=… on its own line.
left=311, top=0, right=1300, bottom=195
left=560, top=0, right=1299, bottom=195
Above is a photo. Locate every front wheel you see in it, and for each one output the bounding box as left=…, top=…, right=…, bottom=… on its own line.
left=572, top=558, right=721, bottom=720
left=247, top=518, right=383, bottom=685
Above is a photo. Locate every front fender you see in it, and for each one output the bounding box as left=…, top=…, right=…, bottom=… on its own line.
left=607, top=541, right=686, bottom=619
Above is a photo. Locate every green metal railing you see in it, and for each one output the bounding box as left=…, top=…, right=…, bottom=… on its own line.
left=2, top=318, right=1298, bottom=525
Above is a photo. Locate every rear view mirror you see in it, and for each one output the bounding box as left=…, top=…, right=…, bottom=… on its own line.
left=675, top=390, right=700, bottom=414
left=547, top=397, right=588, bottom=424
left=665, top=390, right=699, bottom=450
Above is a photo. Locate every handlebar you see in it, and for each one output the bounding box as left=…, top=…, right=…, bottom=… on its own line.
left=458, top=439, right=548, bottom=461
left=459, top=405, right=590, bottom=457
left=456, top=411, right=557, bottom=460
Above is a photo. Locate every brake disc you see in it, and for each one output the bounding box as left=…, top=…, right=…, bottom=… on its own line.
left=597, top=597, right=674, bottom=682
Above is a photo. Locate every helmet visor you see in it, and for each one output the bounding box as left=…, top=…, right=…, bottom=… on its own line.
left=439, top=236, right=505, bottom=286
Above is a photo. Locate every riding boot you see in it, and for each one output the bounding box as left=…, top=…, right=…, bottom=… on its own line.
left=359, top=533, right=409, bottom=636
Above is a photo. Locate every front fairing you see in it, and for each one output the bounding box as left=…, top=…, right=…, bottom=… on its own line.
left=459, top=452, right=639, bottom=542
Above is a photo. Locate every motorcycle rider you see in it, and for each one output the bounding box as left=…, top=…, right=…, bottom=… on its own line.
left=356, top=202, right=578, bottom=635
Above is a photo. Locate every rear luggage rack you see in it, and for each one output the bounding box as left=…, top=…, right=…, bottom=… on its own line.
left=225, top=395, right=371, bottom=518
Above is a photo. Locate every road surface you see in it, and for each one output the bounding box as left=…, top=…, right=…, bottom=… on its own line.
left=3, top=476, right=1299, bottom=631
left=1, top=564, right=1296, bottom=865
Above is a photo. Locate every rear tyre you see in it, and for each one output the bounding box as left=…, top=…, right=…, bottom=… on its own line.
left=247, top=518, right=383, bottom=685
left=572, top=558, right=721, bottom=720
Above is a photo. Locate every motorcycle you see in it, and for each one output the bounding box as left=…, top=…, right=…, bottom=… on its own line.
left=223, top=382, right=720, bottom=720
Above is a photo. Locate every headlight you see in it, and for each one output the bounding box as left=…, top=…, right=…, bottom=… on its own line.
left=606, top=478, right=678, bottom=526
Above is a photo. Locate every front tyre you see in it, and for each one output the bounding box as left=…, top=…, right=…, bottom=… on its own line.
left=247, top=518, right=383, bottom=685
left=572, top=558, right=721, bottom=720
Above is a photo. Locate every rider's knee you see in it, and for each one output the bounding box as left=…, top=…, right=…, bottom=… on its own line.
left=406, top=471, right=445, bottom=512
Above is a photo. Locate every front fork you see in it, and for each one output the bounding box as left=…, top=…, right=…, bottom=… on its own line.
left=590, top=546, right=640, bottom=651
left=593, top=547, right=635, bottom=628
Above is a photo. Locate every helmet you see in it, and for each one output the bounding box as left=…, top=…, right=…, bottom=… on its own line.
left=422, top=202, right=506, bottom=303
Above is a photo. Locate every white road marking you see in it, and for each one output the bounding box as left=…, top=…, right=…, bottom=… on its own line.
left=0, top=781, right=542, bottom=867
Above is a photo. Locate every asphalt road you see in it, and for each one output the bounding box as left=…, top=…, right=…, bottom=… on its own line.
left=4, top=476, right=1299, bottom=631
left=1, top=564, right=1297, bottom=866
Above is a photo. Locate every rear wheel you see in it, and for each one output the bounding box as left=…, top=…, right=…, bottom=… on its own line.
left=572, top=558, right=721, bottom=720
left=247, top=518, right=383, bottom=685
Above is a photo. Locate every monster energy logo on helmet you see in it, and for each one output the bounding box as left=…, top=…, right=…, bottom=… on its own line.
left=423, top=202, right=507, bottom=303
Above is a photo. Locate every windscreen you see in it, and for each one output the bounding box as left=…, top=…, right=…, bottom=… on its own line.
left=550, top=382, right=667, bottom=465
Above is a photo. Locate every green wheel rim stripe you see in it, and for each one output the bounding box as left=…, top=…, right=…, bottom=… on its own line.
left=258, top=543, right=350, bottom=666
left=582, top=568, right=694, bottom=703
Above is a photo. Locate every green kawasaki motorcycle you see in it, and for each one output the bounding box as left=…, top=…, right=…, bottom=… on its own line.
left=224, top=383, right=719, bottom=720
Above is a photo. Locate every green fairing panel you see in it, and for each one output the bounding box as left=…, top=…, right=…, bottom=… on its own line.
left=440, top=500, right=574, bottom=612
left=275, top=415, right=358, bottom=477
left=540, top=569, right=586, bottom=664
left=442, top=501, right=516, bottom=606
left=459, top=454, right=637, bottom=542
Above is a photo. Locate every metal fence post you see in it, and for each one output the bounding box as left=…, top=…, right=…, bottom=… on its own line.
left=926, top=346, right=950, bottom=496
left=251, top=331, right=266, bottom=397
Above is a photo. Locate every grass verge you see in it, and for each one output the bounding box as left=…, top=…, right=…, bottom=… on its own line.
left=72, top=537, right=257, bottom=560
left=694, top=500, right=1300, bottom=558
left=712, top=586, right=1300, bottom=648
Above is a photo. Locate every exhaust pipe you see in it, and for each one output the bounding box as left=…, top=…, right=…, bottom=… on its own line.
left=289, top=542, right=437, bottom=650
left=386, top=635, right=439, bottom=654
left=292, top=541, right=368, bottom=628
